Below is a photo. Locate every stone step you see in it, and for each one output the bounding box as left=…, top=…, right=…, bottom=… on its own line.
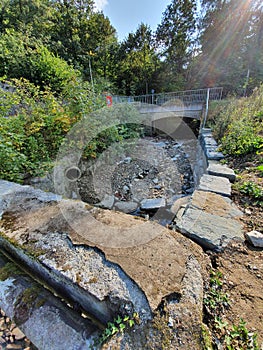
left=207, top=160, right=236, bottom=182
left=198, top=174, right=232, bottom=197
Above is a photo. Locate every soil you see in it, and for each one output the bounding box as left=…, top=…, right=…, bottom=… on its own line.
left=203, top=152, right=263, bottom=348
left=208, top=240, right=263, bottom=347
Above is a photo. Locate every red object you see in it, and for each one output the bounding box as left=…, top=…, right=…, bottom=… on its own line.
left=106, top=95, right=112, bottom=107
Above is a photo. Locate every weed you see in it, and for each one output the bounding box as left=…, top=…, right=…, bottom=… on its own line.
left=90, top=313, right=139, bottom=349
left=204, top=270, right=230, bottom=315
left=235, top=181, right=263, bottom=207
left=203, top=269, right=259, bottom=349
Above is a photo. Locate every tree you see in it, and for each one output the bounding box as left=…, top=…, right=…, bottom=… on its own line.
left=115, top=23, right=159, bottom=95
left=192, top=0, right=263, bottom=95
left=0, top=0, right=54, bottom=41
left=0, top=30, right=78, bottom=93
left=155, top=0, right=197, bottom=90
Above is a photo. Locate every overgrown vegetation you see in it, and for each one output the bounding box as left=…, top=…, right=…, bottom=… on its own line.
left=207, top=83, right=263, bottom=226
left=208, top=85, right=263, bottom=156
left=203, top=270, right=259, bottom=350
left=0, top=0, right=262, bottom=95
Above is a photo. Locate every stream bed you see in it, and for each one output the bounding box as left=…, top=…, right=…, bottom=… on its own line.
left=75, top=135, right=203, bottom=225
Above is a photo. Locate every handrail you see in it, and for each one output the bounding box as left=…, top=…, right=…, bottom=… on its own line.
left=112, top=87, right=223, bottom=106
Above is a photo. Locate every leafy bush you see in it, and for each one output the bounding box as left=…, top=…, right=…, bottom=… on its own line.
left=237, top=181, right=263, bottom=207
left=0, top=30, right=79, bottom=93
left=0, top=78, right=99, bottom=182
left=0, top=78, right=140, bottom=182
left=221, top=119, right=263, bottom=156
left=208, top=85, right=263, bottom=157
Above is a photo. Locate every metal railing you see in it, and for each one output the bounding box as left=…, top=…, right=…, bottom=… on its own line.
left=132, top=87, right=223, bottom=105
left=112, top=87, right=223, bottom=106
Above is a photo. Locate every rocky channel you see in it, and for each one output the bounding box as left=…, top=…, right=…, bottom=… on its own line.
left=0, top=127, right=250, bottom=350
left=75, top=136, right=199, bottom=224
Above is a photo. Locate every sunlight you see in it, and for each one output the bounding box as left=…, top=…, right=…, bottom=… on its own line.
left=198, top=0, right=256, bottom=85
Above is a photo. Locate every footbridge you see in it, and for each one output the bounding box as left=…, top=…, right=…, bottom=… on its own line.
left=112, top=87, right=223, bottom=121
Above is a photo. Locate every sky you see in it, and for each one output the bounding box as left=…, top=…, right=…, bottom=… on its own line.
left=94, top=0, right=171, bottom=41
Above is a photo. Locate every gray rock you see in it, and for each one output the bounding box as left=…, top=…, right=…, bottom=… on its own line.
left=95, top=194, right=115, bottom=209
left=0, top=180, right=60, bottom=218
left=12, top=327, right=25, bottom=341
left=114, top=201, right=138, bottom=213
left=176, top=207, right=244, bottom=250
left=207, top=160, right=236, bottom=182
left=123, top=157, right=132, bottom=164
left=122, top=185, right=130, bottom=193
left=170, top=196, right=191, bottom=215
left=244, top=231, right=263, bottom=248
left=205, top=148, right=224, bottom=160
left=198, top=174, right=231, bottom=197
left=175, top=190, right=244, bottom=250
left=140, top=198, right=166, bottom=210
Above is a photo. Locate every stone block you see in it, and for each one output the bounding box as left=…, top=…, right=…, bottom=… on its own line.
left=208, top=161, right=236, bottom=182
left=140, top=197, right=166, bottom=210
left=198, top=174, right=231, bottom=197
left=245, top=230, right=263, bottom=248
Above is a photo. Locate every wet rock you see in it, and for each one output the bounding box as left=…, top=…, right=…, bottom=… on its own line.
left=245, top=231, right=263, bottom=248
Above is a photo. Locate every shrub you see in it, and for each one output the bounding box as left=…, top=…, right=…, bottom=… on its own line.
left=209, top=85, right=263, bottom=157
left=221, top=119, right=263, bottom=156
left=0, top=78, right=86, bottom=181
left=0, top=30, right=79, bottom=93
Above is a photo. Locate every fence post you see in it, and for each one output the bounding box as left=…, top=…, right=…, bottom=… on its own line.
left=202, top=88, right=210, bottom=129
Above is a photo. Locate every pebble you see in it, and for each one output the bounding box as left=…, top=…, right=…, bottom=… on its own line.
left=6, top=344, right=23, bottom=349
left=12, top=327, right=25, bottom=341
left=0, top=308, right=36, bottom=350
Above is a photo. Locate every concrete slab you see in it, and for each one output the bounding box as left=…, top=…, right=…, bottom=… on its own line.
left=0, top=180, right=204, bottom=324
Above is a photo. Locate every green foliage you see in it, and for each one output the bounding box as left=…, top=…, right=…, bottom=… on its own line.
left=90, top=313, right=139, bottom=349
left=0, top=77, right=98, bottom=182
left=256, top=165, right=263, bottom=175
left=0, top=30, right=79, bottom=93
left=203, top=269, right=259, bottom=350
left=116, top=23, right=159, bottom=95
left=236, top=181, right=263, bottom=207
left=213, top=318, right=259, bottom=350
left=221, top=119, right=263, bottom=156
left=204, top=270, right=230, bottom=313
left=82, top=123, right=142, bottom=160
left=208, top=85, right=263, bottom=157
